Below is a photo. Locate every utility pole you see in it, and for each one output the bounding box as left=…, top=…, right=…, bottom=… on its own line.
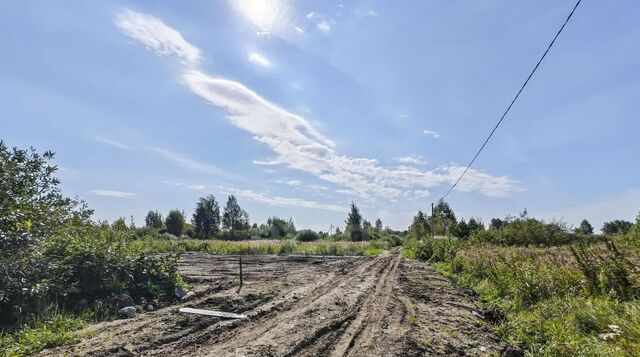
left=431, top=202, right=435, bottom=239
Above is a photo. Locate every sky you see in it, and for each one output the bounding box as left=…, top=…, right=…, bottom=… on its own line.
left=1, top=1, right=639, bottom=232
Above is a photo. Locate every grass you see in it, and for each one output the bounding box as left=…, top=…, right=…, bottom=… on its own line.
left=133, top=239, right=389, bottom=256
left=406, top=236, right=640, bottom=356
left=0, top=312, right=91, bottom=356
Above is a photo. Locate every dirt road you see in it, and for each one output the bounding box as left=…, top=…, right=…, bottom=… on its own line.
left=40, top=248, right=504, bottom=356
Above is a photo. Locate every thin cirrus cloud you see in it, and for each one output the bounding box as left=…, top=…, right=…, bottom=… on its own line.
left=248, top=51, right=273, bottom=68
left=91, top=189, right=136, bottom=198
left=147, top=146, right=239, bottom=181
left=423, top=129, right=441, bottom=138
left=114, top=9, right=521, bottom=200
left=219, top=186, right=344, bottom=212
left=393, top=155, right=428, bottom=165
left=92, top=136, right=131, bottom=150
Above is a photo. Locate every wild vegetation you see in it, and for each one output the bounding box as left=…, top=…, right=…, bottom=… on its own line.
left=404, top=200, right=640, bottom=356
left=0, top=143, right=401, bottom=355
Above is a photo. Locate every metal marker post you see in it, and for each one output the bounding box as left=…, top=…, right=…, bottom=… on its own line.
left=237, top=256, right=243, bottom=293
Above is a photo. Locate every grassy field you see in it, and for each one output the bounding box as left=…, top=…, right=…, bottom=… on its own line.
left=132, top=238, right=390, bottom=256
left=405, top=236, right=640, bottom=356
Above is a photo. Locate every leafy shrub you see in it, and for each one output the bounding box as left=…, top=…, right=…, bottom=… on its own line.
left=295, top=229, right=319, bottom=242
left=403, top=237, right=462, bottom=262
left=470, top=217, right=599, bottom=246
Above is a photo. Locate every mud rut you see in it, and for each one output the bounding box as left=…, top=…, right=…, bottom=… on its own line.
left=40, top=248, right=503, bottom=356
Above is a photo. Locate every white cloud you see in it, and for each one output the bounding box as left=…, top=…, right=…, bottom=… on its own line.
left=316, top=20, right=331, bottom=34
left=423, top=129, right=440, bottom=138
left=115, top=9, right=201, bottom=66
left=148, top=146, right=238, bottom=180
left=92, top=136, right=131, bottom=150
left=393, top=155, right=428, bottom=165
left=91, top=189, right=135, bottom=198
left=306, top=11, right=332, bottom=34
left=285, top=180, right=301, bottom=186
left=248, top=51, right=273, bottom=68
left=116, top=10, right=521, bottom=201
left=220, top=187, right=344, bottom=212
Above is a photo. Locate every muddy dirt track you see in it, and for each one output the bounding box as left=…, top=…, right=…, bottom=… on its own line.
left=40, top=248, right=504, bottom=356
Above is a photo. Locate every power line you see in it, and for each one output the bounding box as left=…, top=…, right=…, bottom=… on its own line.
left=440, top=0, right=582, bottom=201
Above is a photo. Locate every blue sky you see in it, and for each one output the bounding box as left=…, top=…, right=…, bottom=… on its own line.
left=1, top=1, right=639, bottom=231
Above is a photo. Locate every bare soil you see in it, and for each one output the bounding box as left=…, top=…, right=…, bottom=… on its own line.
left=39, top=248, right=504, bottom=356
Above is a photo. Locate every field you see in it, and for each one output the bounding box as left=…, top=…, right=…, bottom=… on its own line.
left=36, top=248, right=504, bottom=356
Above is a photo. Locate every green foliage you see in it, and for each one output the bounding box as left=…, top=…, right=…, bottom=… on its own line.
left=575, top=219, right=594, bottom=235
left=295, top=229, right=319, bottom=242
left=571, top=240, right=639, bottom=300
left=345, top=202, right=368, bottom=241
left=470, top=216, right=596, bottom=246
left=432, top=199, right=457, bottom=235
left=192, top=195, right=221, bottom=239
left=409, top=210, right=431, bottom=238
left=0, top=141, right=92, bottom=254
left=602, top=220, right=633, bottom=235
left=266, top=217, right=296, bottom=239
left=419, top=237, right=640, bottom=355
left=403, top=237, right=462, bottom=262
left=136, top=239, right=388, bottom=256
left=375, top=218, right=383, bottom=231
left=165, top=210, right=185, bottom=236
left=0, top=311, right=88, bottom=356
left=144, top=210, right=163, bottom=230
left=222, top=195, right=250, bottom=231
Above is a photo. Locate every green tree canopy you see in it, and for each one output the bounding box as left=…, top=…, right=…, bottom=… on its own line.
left=375, top=218, right=383, bottom=230
left=575, top=219, right=594, bottom=235
left=602, top=220, right=633, bottom=235
left=0, top=142, right=92, bottom=253
left=192, top=195, right=221, bottom=239
left=222, top=195, right=250, bottom=231
left=145, top=210, right=164, bottom=229
left=165, top=210, right=186, bottom=236
left=345, top=202, right=368, bottom=241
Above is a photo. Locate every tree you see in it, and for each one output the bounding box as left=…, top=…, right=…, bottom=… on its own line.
left=0, top=143, right=92, bottom=319
left=111, top=217, right=128, bottom=231
left=432, top=199, right=457, bottom=235
left=575, top=219, right=593, bottom=235
left=602, top=220, right=633, bottom=235
left=375, top=218, right=383, bottom=231
left=267, top=217, right=287, bottom=238
left=409, top=210, right=430, bottom=238
left=345, top=202, right=368, bottom=241
left=489, top=218, right=504, bottom=230
left=222, top=195, right=250, bottom=231
left=0, top=142, right=92, bottom=253
left=145, top=210, right=164, bottom=229
left=467, top=217, right=485, bottom=234
left=165, top=210, right=186, bottom=236
left=453, top=219, right=470, bottom=238
left=192, top=195, right=221, bottom=239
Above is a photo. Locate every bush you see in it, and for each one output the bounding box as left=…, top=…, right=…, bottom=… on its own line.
left=295, top=230, right=319, bottom=242
left=470, top=217, right=599, bottom=246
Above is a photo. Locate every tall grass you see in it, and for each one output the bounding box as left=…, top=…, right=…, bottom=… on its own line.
left=131, top=239, right=390, bottom=256
left=407, top=235, right=640, bottom=355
